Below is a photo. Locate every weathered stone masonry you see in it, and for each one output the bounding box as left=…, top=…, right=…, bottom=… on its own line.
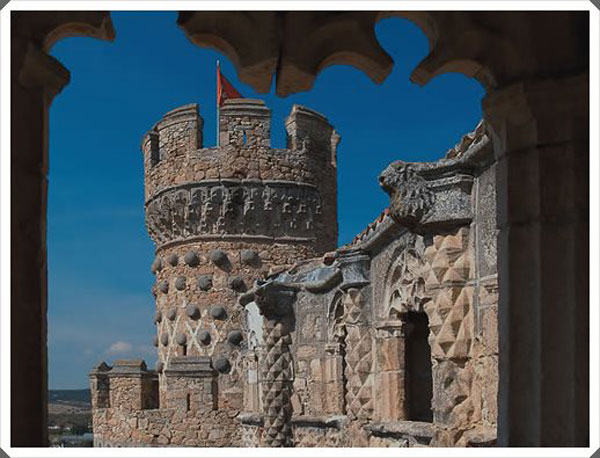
left=90, top=99, right=340, bottom=447
left=90, top=101, right=498, bottom=447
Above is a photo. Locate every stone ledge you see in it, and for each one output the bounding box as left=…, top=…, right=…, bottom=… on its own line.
left=238, top=412, right=349, bottom=429
left=364, top=420, right=434, bottom=440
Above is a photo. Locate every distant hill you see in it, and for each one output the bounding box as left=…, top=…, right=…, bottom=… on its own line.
left=48, top=389, right=91, bottom=405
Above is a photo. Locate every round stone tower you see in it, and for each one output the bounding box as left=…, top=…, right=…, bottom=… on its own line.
left=141, top=99, right=339, bottom=425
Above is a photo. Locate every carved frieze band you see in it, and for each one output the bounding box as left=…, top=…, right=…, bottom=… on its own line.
left=145, top=180, right=323, bottom=246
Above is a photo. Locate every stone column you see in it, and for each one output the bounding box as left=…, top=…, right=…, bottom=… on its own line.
left=252, top=283, right=297, bottom=447
left=10, top=12, right=114, bottom=446
left=483, top=74, right=589, bottom=446
left=11, top=36, right=69, bottom=448
left=373, top=321, right=406, bottom=422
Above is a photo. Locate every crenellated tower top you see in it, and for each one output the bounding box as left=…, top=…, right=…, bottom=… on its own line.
left=141, top=99, right=339, bottom=252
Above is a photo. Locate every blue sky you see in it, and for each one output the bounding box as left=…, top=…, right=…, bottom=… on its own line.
left=47, top=11, right=484, bottom=389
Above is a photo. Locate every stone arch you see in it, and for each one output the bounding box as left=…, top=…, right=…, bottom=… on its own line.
left=9, top=9, right=590, bottom=447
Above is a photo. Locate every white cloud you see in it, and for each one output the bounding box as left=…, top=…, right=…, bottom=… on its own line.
left=105, top=341, right=133, bottom=355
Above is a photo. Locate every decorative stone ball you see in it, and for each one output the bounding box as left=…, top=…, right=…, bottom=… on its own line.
left=210, top=305, right=227, bottom=320
left=155, top=361, right=164, bottom=373
left=229, top=276, right=246, bottom=292
left=176, top=332, right=187, bottom=346
left=198, top=330, right=211, bottom=345
left=151, top=256, right=163, bottom=273
left=167, top=308, right=177, bottom=321
left=185, top=304, right=200, bottom=320
left=209, top=249, right=228, bottom=266
left=159, top=280, right=169, bottom=294
left=227, top=330, right=244, bottom=346
left=166, top=253, right=178, bottom=266
left=175, top=276, right=186, bottom=291
left=213, top=356, right=231, bottom=374
left=197, top=275, right=213, bottom=291
left=161, top=334, right=169, bottom=346
left=184, top=251, right=199, bottom=267
left=153, top=335, right=159, bottom=347
left=241, top=249, right=259, bottom=265
left=153, top=311, right=162, bottom=323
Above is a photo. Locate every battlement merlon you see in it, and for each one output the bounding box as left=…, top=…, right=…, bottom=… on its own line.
left=142, top=101, right=340, bottom=165
left=141, top=103, right=204, bottom=167
left=89, top=359, right=159, bottom=411
left=219, top=98, right=271, bottom=147
left=286, top=104, right=341, bottom=167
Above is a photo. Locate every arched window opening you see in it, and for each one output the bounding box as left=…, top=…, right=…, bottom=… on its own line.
left=404, top=311, right=433, bottom=422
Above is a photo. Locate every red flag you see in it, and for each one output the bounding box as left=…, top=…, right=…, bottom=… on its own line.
left=217, top=63, right=242, bottom=107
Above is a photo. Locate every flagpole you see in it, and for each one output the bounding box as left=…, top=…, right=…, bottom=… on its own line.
left=216, top=60, right=220, bottom=147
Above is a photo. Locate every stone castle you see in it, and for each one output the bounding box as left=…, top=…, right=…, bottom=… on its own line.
left=90, top=99, right=498, bottom=447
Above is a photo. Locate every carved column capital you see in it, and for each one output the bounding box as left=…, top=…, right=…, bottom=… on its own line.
left=252, top=281, right=298, bottom=320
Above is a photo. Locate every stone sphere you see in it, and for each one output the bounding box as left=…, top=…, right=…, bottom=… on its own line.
left=197, top=275, right=213, bottom=291
left=151, top=257, right=163, bottom=273
left=229, top=276, right=246, bottom=292
left=209, top=249, right=228, bottom=266
left=185, top=304, right=200, bottom=320
left=213, top=356, right=231, bottom=374
left=176, top=332, right=187, bottom=346
left=166, top=253, right=178, bottom=266
left=167, top=308, right=177, bottom=321
left=161, top=334, right=169, bottom=346
left=153, top=335, right=159, bottom=347
left=175, top=276, right=186, bottom=291
left=154, top=311, right=162, bottom=323
left=210, top=305, right=227, bottom=320
left=241, top=249, right=259, bottom=265
left=184, top=251, right=200, bottom=267
left=227, top=330, right=244, bottom=346
left=155, top=361, right=164, bottom=372
left=198, top=330, right=211, bottom=345
left=159, top=280, right=169, bottom=294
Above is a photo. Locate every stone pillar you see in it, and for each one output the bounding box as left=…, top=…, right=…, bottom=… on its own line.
left=11, top=35, right=70, bottom=448
left=252, top=283, right=297, bottom=447
left=322, top=343, right=346, bottom=414
left=483, top=74, right=589, bottom=446
left=373, top=321, right=406, bottom=422
left=10, top=12, right=114, bottom=446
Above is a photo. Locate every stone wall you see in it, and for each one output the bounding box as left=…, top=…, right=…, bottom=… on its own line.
left=237, top=121, right=498, bottom=447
